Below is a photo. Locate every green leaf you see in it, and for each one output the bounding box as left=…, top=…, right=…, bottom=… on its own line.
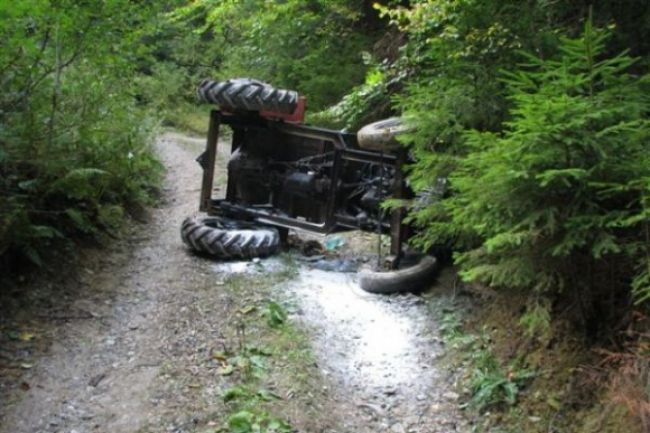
left=65, top=208, right=96, bottom=233
left=18, top=179, right=39, bottom=191
left=257, top=388, right=281, bottom=401
left=222, top=385, right=250, bottom=402
left=262, top=302, right=287, bottom=328
left=228, top=411, right=254, bottom=433
left=30, top=225, right=62, bottom=239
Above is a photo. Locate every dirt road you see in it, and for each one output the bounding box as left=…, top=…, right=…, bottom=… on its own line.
left=0, top=133, right=468, bottom=433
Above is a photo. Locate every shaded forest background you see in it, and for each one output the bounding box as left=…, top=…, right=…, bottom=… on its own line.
left=1, top=1, right=649, bottom=431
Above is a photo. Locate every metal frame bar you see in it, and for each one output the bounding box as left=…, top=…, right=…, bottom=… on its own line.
left=199, top=110, right=221, bottom=211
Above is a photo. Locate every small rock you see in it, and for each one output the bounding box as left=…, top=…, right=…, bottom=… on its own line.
left=384, top=387, right=397, bottom=396
left=443, top=391, right=459, bottom=401
left=88, top=373, right=106, bottom=387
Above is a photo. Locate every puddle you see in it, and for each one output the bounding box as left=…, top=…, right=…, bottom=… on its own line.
left=211, top=257, right=287, bottom=275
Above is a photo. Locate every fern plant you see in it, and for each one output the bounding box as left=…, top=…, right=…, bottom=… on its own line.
left=448, top=20, right=650, bottom=327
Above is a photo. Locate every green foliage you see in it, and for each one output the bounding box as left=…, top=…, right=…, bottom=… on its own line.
left=469, top=347, right=535, bottom=410
left=218, top=292, right=297, bottom=433
left=227, top=345, right=272, bottom=380
left=169, top=0, right=378, bottom=111
left=0, top=0, right=164, bottom=268
left=308, top=59, right=393, bottom=131
left=448, top=22, right=650, bottom=311
left=435, top=307, right=535, bottom=412
left=519, top=300, right=552, bottom=341
left=227, top=410, right=292, bottom=433
left=222, top=385, right=281, bottom=404
left=380, top=0, right=557, bottom=251
left=261, top=302, right=288, bottom=328
left=438, top=309, right=477, bottom=349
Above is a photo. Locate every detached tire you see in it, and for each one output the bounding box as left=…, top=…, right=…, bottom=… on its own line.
left=197, top=78, right=299, bottom=114
left=357, top=117, right=410, bottom=151
left=181, top=215, right=280, bottom=259
left=359, top=255, right=437, bottom=294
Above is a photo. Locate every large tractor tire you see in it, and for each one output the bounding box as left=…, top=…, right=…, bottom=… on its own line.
left=357, top=117, right=410, bottom=151
left=197, top=78, right=299, bottom=114
left=359, top=254, right=437, bottom=294
left=181, top=215, right=280, bottom=259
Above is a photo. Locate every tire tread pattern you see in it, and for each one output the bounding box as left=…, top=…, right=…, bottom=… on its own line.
left=181, top=215, right=280, bottom=259
left=197, top=78, right=298, bottom=114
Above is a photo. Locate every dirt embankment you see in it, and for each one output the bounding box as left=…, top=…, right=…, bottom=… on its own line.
left=0, top=133, right=469, bottom=433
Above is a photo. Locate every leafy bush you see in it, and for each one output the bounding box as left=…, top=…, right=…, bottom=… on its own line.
left=369, top=0, right=650, bottom=332
left=448, top=22, right=650, bottom=326
left=169, top=0, right=379, bottom=111
left=0, top=1, right=163, bottom=268
left=308, top=61, right=393, bottom=131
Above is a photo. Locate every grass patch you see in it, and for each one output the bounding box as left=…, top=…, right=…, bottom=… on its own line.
left=428, top=294, right=536, bottom=415
left=207, top=256, right=320, bottom=433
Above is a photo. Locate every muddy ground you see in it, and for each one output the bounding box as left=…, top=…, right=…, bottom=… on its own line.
left=0, top=133, right=471, bottom=433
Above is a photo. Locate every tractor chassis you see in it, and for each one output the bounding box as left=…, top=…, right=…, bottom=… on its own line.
left=197, top=110, right=410, bottom=268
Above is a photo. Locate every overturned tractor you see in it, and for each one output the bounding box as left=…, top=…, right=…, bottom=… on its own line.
left=181, top=78, right=436, bottom=293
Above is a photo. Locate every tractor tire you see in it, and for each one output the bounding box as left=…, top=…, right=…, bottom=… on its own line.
left=357, top=117, right=409, bottom=151
left=197, top=78, right=299, bottom=114
left=359, top=254, right=437, bottom=294
left=181, top=215, right=280, bottom=259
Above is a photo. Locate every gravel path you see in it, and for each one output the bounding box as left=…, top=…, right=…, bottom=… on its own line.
left=0, top=132, right=469, bottom=433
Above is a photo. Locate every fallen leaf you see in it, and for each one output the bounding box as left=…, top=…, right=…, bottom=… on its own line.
left=217, top=364, right=234, bottom=376
left=211, top=350, right=228, bottom=361
left=547, top=397, right=561, bottom=410
left=239, top=305, right=256, bottom=315
left=19, top=332, right=36, bottom=342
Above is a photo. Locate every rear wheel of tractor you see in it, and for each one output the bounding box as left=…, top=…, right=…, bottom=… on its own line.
left=357, top=117, right=410, bottom=151
left=197, top=78, right=299, bottom=114
left=181, top=215, right=280, bottom=259
left=359, top=254, right=437, bottom=294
